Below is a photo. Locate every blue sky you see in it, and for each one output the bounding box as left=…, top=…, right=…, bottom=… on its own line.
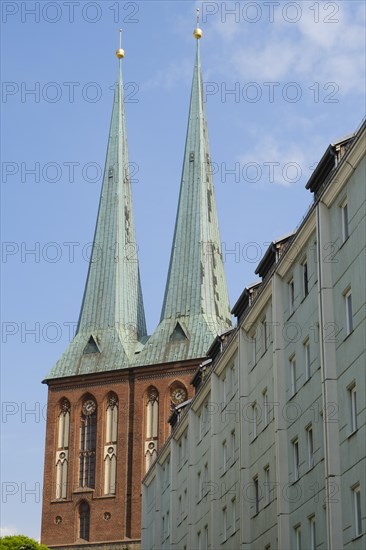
left=1, top=0, right=365, bottom=540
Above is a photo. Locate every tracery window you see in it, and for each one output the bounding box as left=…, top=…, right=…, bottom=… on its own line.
left=104, top=393, right=118, bottom=495
left=55, top=398, right=70, bottom=499
left=79, top=398, right=97, bottom=488
left=144, top=387, right=158, bottom=472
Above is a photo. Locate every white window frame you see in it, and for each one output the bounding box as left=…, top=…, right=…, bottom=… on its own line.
left=295, top=524, right=302, bottom=550
left=352, top=484, right=362, bottom=537
left=309, top=515, right=316, bottom=550
left=302, top=258, right=309, bottom=297
left=344, top=288, right=353, bottom=335
left=264, top=465, right=270, bottom=506
left=254, top=475, right=259, bottom=515
left=293, top=438, right=300, bottom=481
left=222, top=506, right=228, bottom=541
left=290, top=355, right=297, bottom=396
left=222, top=440, right=228, bottom=473
left=263, top=389, right=269, bottom=427
left=304, top=338, right=311, bottom=381
left=203, top=524, right=208, bottom=550
left=252, top=402, right=258, bottom=440
left=252, top=333, right=257, bottom=366
left=306, top=424, right=314, bottom=469
left=349, top=383, right=358, bottom=433
left=289, top=278, right=295, bottom=315
left=341, top=198, right=349, bottom=242
left=231, top=430, right=236, bottom=465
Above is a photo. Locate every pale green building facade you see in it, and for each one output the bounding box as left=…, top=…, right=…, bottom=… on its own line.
left=142, top=120, right=366, bottom=550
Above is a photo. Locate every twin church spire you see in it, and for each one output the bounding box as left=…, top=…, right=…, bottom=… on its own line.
left=46, top=22, right=230, bottom=380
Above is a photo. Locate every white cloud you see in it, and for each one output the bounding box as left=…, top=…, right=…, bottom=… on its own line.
left=238, top=133, right=311, bottom=187
left=0, top=525, right=19, bottom=537
left=206, top=1, right=366, bottom=96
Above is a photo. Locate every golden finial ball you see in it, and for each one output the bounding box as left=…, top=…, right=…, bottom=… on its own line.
left=116, top=48, right=125, bottom=59
left=193, top=27, right=203, bottom=39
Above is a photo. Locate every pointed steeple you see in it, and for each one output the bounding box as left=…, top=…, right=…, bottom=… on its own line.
left=46, top=32, right=146, bottom=379
left=136, top=20, right=231, bottom=366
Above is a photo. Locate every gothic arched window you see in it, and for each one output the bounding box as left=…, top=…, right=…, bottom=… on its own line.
left=55, top=398, right=70, bottom=499
left=79, top=500, right=90, bottom=541
left=104, top=393, right=118, bottom=495
left=79, top=397, right=97, bottom=488
left=144, top=387, right=158, bottom=472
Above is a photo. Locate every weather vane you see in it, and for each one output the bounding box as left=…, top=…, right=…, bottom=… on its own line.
left=116, top=28, right=125, bottom=59
left=194, top=7, right=203, bottom=39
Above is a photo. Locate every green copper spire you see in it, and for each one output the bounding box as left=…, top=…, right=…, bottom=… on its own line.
left=135, top=32, right=231, bottom=366
left=46, top=36, right=147, bottom=379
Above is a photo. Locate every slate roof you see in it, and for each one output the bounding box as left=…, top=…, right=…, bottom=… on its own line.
left=132, top=39, right=231, bottom=366
left=45, top=60, right=147, bottom=380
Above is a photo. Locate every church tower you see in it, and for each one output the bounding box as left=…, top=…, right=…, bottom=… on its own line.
left=41, top=21, right=231, bottom=549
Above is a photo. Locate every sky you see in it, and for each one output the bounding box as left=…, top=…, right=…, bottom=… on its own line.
left=1, top=0, right=365, bottom=540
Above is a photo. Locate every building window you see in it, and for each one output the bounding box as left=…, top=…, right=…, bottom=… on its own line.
left=306, top=425, right=314, bottom=469
left=352, top=484, right=362, bottom=537
left=294, top=525, right=301, bottom=550
left=79, top=398, right=97, bottom=488
left=104, top=393, right=118, bottom=495
left=264, top=465, right=270, bottom=506
left=79, top=501, right=90, bottom=541
left=309, top=515, right=316, bottom=550
left=197, top=471, right=202, bottom=501
left=145, top=387, right=158, bottom=472
left=349, top=383, right=358, bottom=433
left=229, top=364, right=236, bottom=396
left=341, top=199, right=349, bottom=242
left=289, top=278, right=295, bottom=315
left=261, top=318, right=267, bottom=352
left=232, top=497, right=237, bottom=534
left=203, top=463, right=208, bottom=497
left=302, top=259, right=309, bottom=297
left=263, top=390, right=269, bottom=427
left=252, top=402, right=258, bottom=440
left=223, top=507, right=228, bottom=541
left=252, top=333, right=257, bottom=366
left=222, top=374, right=227, bottom=406
left=178, top=495, right=182, bottom=521
left=304, top=339, right=311, bottom=381
left=222, top=440, right=228, bottom=473
left=254, top=476, right=259, bottom=515
left=204, top=524, right=208, bottom=550
left=231, top=430, right=236, bottom=465
left=344, top=288, right=353, bottom=335
left=293, top=438, right=300, bottom=481
left=290, top=355, right=297, bottom=396
left=55, top=398, right=70, bottom=499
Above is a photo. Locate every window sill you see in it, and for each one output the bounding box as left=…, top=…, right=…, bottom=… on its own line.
left=73, top=487, right=94, bottom=494
left=352, top=533, right=364, bottom=541
left=344, top=329, right=354, bottom=342
left=51, top=498, right=72, bottom=503
left=348, top=429, right=358, bottom=439
left=339, top=236, right=349, bottom=250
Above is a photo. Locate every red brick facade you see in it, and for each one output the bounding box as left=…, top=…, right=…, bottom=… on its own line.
left=41, top=359, right=200, bottom=548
